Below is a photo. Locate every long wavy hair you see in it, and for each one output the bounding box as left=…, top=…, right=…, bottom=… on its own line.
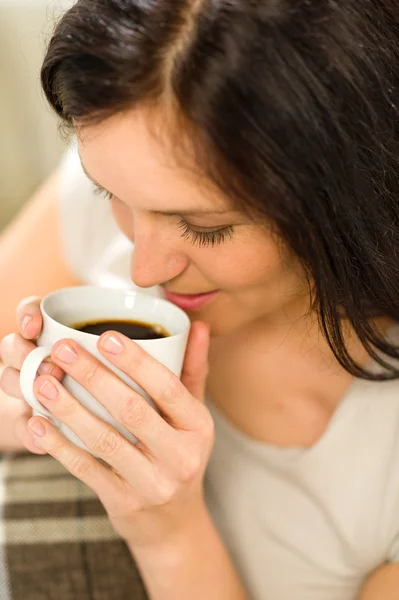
left=41, top=0, right=399, bottom=380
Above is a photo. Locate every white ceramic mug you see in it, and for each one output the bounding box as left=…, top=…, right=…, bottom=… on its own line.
left=20, top=286, right=190, bottom=453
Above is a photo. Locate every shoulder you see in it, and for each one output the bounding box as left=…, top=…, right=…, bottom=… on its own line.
left=322, top=371, right=399, bottom=460
left=362, top=376, right=399, bottom=563
left=332, top=325, right=399, bottom=447
left=297, top=372, right=399, bottom=566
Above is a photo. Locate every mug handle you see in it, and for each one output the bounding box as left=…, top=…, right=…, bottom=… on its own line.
left=20, top=347, right=61, bottom=427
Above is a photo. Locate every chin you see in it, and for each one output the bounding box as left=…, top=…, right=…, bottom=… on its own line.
left=181, top=292, right=247, bottom=337
left=184, top=309, right=236, bottom=337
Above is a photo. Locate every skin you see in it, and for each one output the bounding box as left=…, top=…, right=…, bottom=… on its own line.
left=76, top=108, right=366, bottom=448
left=0, top=106, right=396, bottom=597
left=78, top=108, right=310, bottom=338
left=0, top=106, right=369, bottom=451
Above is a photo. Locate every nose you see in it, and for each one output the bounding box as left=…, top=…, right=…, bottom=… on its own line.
left=130, top=220, right=188, bottom=289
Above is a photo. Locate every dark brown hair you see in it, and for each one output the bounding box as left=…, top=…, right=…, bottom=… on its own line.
left=41, top=0, right=399, bottom=379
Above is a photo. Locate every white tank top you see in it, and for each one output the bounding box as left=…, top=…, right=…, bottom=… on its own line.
left=58, top=141, right=399, bottom=600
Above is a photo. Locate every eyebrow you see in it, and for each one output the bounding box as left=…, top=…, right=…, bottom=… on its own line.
left=79, top=159, right=233, bottom=217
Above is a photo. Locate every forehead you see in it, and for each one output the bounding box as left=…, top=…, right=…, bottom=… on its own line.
left=77, top=108, right=233, bottom=214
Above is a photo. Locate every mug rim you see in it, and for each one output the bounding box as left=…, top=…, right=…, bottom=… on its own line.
left=41, top=285, right=191, bottom=341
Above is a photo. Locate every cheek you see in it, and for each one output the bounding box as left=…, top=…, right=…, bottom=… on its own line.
left=197, top=236, right=283, bottom=289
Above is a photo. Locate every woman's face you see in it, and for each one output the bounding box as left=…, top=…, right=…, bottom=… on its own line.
left=78, top=109, right=307, bottom=337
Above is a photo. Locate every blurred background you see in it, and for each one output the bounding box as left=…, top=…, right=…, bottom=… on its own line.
left=0, top=0, right=74, bottom=231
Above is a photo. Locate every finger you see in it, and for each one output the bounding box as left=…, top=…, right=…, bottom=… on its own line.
left=0, top=366, right=63, bottom=399
left=34, top=374, right=149, bottom=468
left=27, top=415, right=124, bottom=498
left=15, top=410, right=48, bottom=455
left=30, top=381, right=159, bottom=494
left=51, top=337, right=207, bottom=433
left=180, top=321, right=210, bottom=402
left=1, top=334, right=36, bottom=370
left=95, top=332, right=208, bottom=431
left=36, top=339, right=180, bottom=463
left=0, top=334, right=64, bottom=378
left=16, top=296, right=43, bottom=340
left=0, top=367, right=25, bottom=399
left=95, top=332, right=208, bottom=430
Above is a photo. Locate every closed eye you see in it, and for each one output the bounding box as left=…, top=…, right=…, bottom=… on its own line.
left=92, top=183, right=113, bottom=201
left=91, top=183, right=235, bottom=247
left=177, top=219, right=234, bottom=247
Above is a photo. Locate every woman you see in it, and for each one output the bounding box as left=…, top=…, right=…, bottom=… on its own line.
left=1, top=1, right=399, bottom=598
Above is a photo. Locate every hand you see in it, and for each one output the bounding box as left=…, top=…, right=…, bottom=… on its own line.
left=25, top=321, right=214, bottom=550
left=0, top=297, right=64, bottom=455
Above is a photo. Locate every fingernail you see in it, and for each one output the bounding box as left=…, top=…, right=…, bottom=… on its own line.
left=21, top=315, right=32, bottom=331
left=28, top=419, right=46, bottom=437
left=54, top=343, right=77, bottom=364
left=38, top=362, right=53, bottom=375
left=101, top=334, right=124, bottom=355
left=39, top=380, right=58, bottom=401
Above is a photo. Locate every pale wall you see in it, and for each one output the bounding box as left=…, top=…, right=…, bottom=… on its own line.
left=0, top=0, right=74, bottom=230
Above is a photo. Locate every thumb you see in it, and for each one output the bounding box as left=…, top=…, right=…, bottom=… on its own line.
left=180, top=321, right=210, bottom=402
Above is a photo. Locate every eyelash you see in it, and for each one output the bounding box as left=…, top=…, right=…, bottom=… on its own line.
left=93, top=185, right=113, bottom=201
left=92, top=184, right=234, bottom=247
left=177, top=220, right=234, bottom=248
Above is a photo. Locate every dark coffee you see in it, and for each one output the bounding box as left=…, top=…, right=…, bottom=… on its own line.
left=72, top=319, right=170, bottom=340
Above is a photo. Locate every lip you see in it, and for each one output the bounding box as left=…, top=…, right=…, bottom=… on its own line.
left=163, top=289, right=220, bottom=311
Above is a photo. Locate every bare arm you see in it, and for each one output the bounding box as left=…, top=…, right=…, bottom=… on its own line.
left=130, top=506, right=249, bottom=600
left=0, top=169, right=80, bottom=451
left=135, top=545, right=399, bottom=600
left=0, top=168, right=80, bottom=339
left=358, top=563, right=399, bottom=599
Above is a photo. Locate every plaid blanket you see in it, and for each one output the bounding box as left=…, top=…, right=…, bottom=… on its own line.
left=0, top=452, right=149, bottom=600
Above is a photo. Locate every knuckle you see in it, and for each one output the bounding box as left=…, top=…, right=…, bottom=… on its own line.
left=69, top=454, right=95, bottom=481
left=198, top=413, right=215, bottom=443
left=58, top=399, right=78, bottom=421
left=0, top=333, right=16, bottom=361
left=51, top=438, right=68, bottom=459
left=119, top=395, right=148, bottom=429
left=0, top=367, right=20, bottom=397
left=1, top=333, right=32, bottom=368
left=82, top=362, right=102, bottom=388
left=91, top=429, right=123, bottom=458
left=19, top=341, right=34, bottom=365
left=155, top=477, right=177, bottom=505
left=160, top=373, right=182, bottom=403
left=0, top=366, right=10, bottom=390
left=178, top=452, right=202, bottom=483
left=16, top=296, right=41, bottom=315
